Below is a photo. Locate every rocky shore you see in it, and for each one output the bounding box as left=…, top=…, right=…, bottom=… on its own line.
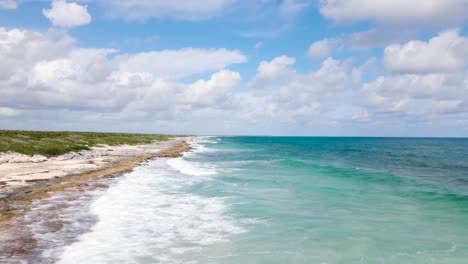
left=0, top=137, right=192, bottom=225
left=0, top=137, right=191, bottom=192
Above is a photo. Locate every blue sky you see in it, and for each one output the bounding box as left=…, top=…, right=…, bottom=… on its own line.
left=0, top=0, right=467, bottom=136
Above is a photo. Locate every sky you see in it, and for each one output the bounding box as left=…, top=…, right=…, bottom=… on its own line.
left=0, top=0, right=467, bottom=136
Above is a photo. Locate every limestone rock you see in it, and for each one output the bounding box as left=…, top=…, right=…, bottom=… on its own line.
left=0, top=152, right=49, bottom=164
left=31, top=155, right=47, bottom=163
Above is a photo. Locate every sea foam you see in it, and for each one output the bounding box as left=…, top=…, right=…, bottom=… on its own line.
left=57, top=158, right=243, bottom=264
left=166, top=137, right=219, bottom=176
left=167, top=157, right=217, bottom=176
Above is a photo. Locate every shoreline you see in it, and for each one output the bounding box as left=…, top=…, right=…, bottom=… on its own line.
left=0, top=137, right=193, bottom=238
left=0, top=136, right=190, bottom=192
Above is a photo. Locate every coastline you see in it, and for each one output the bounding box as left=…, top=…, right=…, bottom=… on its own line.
left=0, top=137, right=193, bottom=243
left=0, top=137, right=191, bottom=192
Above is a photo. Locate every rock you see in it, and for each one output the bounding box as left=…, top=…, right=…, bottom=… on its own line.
left=92, top=183, right=109, bottom=188
left=31, top=155, right=47, bottom=163
left=55, top=149, right=109, bottom=160
left=0, top=152, right=48, bottom=164
left=77, top=149, right=108, bottom=160
left=79, top=151, right=95, bottom=159
left=56, top=152, right=78, bottom=160
left=7, top=153, right=32, bottom=163
left=25, top=179, right=49, bottom=183
left=0, top=154, right=9, bottom=165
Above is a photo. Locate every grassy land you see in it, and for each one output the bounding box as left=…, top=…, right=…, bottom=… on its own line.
left=0, top=130, right=173, bottom=157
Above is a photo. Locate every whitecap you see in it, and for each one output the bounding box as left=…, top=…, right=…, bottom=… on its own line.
left=167, top=157, right=217, bottom=176
left=57, top=159, right=244, bottom=264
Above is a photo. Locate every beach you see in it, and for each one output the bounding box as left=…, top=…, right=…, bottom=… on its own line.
left=0, top=136, right=192, bottom=262
left=0, top=137, right=190, bottom=193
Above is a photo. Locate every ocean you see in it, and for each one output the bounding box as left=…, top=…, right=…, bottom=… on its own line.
left=4, top=136, right=468, bottom=263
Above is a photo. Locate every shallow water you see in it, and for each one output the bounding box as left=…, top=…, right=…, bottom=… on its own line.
left=3, top=137, right=468, bottom=263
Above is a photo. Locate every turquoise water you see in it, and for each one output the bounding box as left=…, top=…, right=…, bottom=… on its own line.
left=53, top=137, right=468, bottom=263
left=182, top=137, right=468, bottom=263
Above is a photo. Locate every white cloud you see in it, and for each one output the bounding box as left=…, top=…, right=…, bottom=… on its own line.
left=280, top=0, right=312, bottom=16
left=308, top=40, right=330, bottom=59
left=90, top=0, right=308, bottom=40
left=0, top=107, right=18, bottom=116
left=118, top=48, right=246, bottom=79
left=356, top=32, right=468, bottom=124
left=308, top=38, right=342, bottom=60
left=245, top=54, right=468, bottom=133
left=122, top=69, right=242, bottom=118
left=383, top=29, right=468, bottom=74
left=255, top=42, right=264, bottom=50
left=255, top=55, right=296, bottom=80
left=0, top=27, right=75, bottom=80
left=316, top=1, right=467, bottom=52
left=95, top=0, right=236, bottom=21
left=0, top=27, right=368, bottom=135
left=319, top=0, right=468, bottom=27
left=0, top=27, right=247, bottom=113
left=32, top=59, right=79, bottom=85
left=244, top=56, right=356, bottom=124
left=0, top=0, right=16, bottom=9
left=43, top=0, right=92, bottom=28
left=350, top=31, right=468, bottom=127
left=359, top=71, right=468, bottom=119
left=94, top=0, right=309, bottom=21
left=346, top=28, right=419, bottom=50
left=184, top=70, right=241, bottom=106
left=2, top=21, right=468, bottom=136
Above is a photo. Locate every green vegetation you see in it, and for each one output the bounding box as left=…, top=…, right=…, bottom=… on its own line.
left=0, top=130, right=173, bottom=156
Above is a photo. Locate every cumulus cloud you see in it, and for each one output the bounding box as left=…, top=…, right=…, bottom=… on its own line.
left=358, top=31, right=468, bottom=122
left=308, top=40, right=331, bottom=59
left=319, top=0, right=468, bottom=27
left=0, top=27, right=247, bottom=113
left=2, top=20, right=467, bottom=135
left=383, top=29, right=468, bottom=74
left=184, top=70, right=241, bottom=106
left=43, top=0, right=92, bottom=27
left=244, top=56, right=357, bottom=125
left=123, top=69, right=242, bottom=117
left=359, top=72, right=468, bottom=119
left=254, top=56, right=296, bottom=80
left=0, top=0, right=16, bottom=9
left=326, top=30, right=468, bottom=130
left=0, top=26, right=366, bottom=135
left=308, top=38, right=343, bottom=60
